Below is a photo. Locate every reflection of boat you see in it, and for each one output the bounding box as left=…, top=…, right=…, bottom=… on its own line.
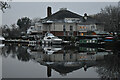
left=43, top=46, right=62, bottom=55
left=28, top=45, right=62, bottom=56
left=0, top=36, right=5, bottom=43
left=42, top=32, right=62, bottom=44
left=79, top=47, right=97, bottom=52
left=0, top=44, right=5, bottom=48
left=104, top=37, right=113, bottom=42
left=27, top=45, right=43, bottom=55
left=0, top=44, right=5, bottom=55
left=31, top=46, right=113, bottom=76
left=79, top=38, right=104, bottom=47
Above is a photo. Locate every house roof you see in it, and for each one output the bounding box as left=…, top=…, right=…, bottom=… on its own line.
left=43, top=9, right=82, bottom=21
left=51, top=64, right=82, bottom=74
left=42, top=8, right=100, bottom=24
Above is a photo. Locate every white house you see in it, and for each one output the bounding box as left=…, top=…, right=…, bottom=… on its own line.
left=27, top=7, right=104, bottom=37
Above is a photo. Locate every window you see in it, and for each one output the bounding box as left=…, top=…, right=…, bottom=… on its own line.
left=69, top=32, right=73, bottom=36
left=63, top=25, right=66, bottom=31
left=91, top=26, right=95, bottom=29
left=70, top=26, right=73, bottom=36
left=82, top=26, right=84, bottom=29
left=38, top=26, right=41, bottom=30
left=63, top=25, right=66, bottom=36
left=70, top=26, right=73, bottom=31
left=70, top=54, right=73, bottom=59
left=91, top=26, right=95, bottom=31
left=81, top=33, right=84, bottom=36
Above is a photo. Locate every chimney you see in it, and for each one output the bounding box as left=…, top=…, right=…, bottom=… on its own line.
left=47, top=66, right=51, bottom=77
left=84, top=13, right=88, bottom=20
left=47, top=6, right=52, bottom=17
left=84, top=13, right=87, bottom=17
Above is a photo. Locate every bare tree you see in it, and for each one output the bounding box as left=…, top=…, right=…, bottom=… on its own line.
left=92, top=1, right=120, bottom=34
left=0, top=1, right=10, bottom=13
left=31, top=17, right=41, bottom=26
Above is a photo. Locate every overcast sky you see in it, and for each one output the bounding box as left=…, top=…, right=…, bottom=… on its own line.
left=2, top=2, right=118, bottom=26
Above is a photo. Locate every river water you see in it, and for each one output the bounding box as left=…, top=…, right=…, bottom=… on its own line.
left=1, top=43, right=120, bottom=79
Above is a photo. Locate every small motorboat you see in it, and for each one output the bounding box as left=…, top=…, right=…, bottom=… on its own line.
left=43, top=32, right=62, bottom=45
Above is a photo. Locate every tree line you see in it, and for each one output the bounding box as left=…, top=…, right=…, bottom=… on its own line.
left=1, top=17, right=41, bottom=39
left=92, top=1, right=120, bottom=33
left=1, top=17, right=32, bottom=39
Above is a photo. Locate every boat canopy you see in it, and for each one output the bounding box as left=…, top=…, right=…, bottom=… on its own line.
left=45, top=32, right=55, bottom=37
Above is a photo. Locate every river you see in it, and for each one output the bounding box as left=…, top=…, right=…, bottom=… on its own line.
left=1, top=43, right=120, bottom=79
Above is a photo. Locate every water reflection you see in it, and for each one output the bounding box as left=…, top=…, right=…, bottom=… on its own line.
left=1, top=43, right=120, bottom=78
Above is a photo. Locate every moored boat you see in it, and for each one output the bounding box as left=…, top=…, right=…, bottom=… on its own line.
left=42, top=32, right=62, bottom=45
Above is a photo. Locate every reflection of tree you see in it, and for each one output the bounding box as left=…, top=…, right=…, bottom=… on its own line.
left=93, top=2, right=120, bottom=32
left=2, top=45, right=31, bottom=62
left=63, top=45, right=79, bottom=53
left=17, top=46, right=31, bottom=62
left=2, top=45, right=18, bottom=58
left=96, top=53, right=120, bottom=78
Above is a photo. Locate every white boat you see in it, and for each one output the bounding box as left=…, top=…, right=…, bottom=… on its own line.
left=43, top=32, right=62, bottom=44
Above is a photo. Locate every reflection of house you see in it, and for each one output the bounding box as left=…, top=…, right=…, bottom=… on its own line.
left=25, top=45, right=115, bottom=77
left=27, top=7, right=104, bottom=37
left=29, top=45, right=113, bottom=77
left=34, top=52, right=112, bottom=62
left=31, top=50, right=112, bottom=77
left=30, top=45, right=113, bottom=62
